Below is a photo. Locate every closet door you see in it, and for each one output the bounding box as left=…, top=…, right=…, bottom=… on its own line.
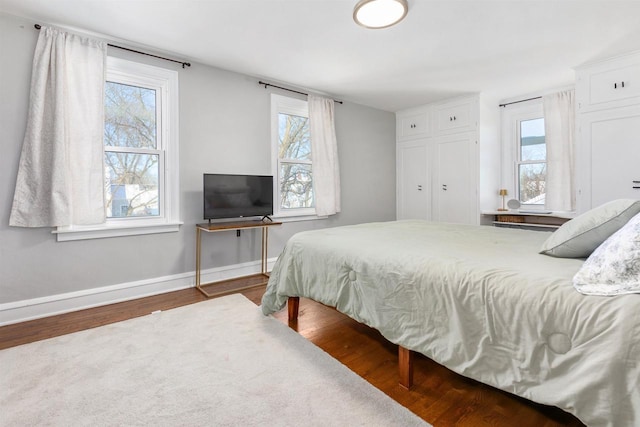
left=432, top=133, right=477, bottom=224
left=579, top=106, right=640, bottom=209
left=397, top=140, right=430, bottom=220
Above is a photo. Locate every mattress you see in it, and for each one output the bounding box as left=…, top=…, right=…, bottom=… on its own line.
left=261, top=220, right=640, bottom=427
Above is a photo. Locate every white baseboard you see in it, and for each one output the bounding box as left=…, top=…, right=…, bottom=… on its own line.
left=0, top=258, right=278, bottom=327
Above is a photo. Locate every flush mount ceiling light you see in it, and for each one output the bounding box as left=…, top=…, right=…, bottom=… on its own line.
left=353, top=0, right=408, bottom=29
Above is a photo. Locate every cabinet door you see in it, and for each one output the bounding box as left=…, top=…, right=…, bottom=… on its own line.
left=579, top=106, right=640, bottom=209
left=432, top=133, right=477, bottom=224
left=397, top=110, right=430, bottom=141
left=397, top=140, right=430, bottom=220
left=577, top=52, right=640, bottom=112
left=434, top=99, right=475, bottom=135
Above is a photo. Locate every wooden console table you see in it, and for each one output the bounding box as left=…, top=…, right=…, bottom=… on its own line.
left=195, top=219, right=282, bottom=298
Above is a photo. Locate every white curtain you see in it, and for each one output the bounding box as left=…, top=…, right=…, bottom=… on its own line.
left=308, top=94, right=341, bottom=216
left=543, top=89, right=575, bottom=212
left=10, top=26, right=106, bottom=227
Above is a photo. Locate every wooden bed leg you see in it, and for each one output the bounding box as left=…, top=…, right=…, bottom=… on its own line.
left=287, top=297, right=300, bottom=322
left=398, top=346, right=414, bottom=390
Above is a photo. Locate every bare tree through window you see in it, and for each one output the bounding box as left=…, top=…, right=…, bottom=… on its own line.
left=518, top=118, right=546, bottom=205
left=104, top=82, right=160, bottom=217
left=278, top=113, right=314, bottom=209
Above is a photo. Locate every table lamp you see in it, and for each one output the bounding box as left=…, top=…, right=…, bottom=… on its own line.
left=498, top=189, right=508, bottom=211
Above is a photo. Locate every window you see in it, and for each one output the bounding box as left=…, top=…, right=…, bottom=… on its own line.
left=55, top=57, right=180, bottom=241
left=517, top=117, right=546, bottom=205
left=501, top=100, right=547, bottom=209
left=271, top=94, right=317, bottom=218
left=104, top=81, right=162, bottom=218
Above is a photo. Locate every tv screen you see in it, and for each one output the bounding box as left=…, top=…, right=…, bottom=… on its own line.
left=203, top=174, right=273, bottom=220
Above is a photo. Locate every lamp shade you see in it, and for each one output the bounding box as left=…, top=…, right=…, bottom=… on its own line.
left=353, top=0, right=408, bottom=29
left=499, top=189, right=508, bottom=196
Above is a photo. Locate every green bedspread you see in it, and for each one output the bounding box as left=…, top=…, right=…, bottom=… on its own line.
left=261, top=220, right=640, bottom=427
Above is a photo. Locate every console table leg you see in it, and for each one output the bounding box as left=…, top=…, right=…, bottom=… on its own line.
left=261, top=227, right=268, bottom=275
left=195, top=227, right=202, bottom=291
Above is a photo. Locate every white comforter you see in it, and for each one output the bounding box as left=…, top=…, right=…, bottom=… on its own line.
left=262, top=220, right=640, bottom=427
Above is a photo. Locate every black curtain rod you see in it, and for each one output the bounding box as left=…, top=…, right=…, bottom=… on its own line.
left=259, top=81, right=343, bottom=104
left=34, top=24, right=191, bottom=68
left=499, top=96, right=542, bottom=108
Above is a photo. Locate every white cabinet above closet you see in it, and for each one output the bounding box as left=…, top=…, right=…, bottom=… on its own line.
left=396, top=107, right=431, bottom=141
left=576, top=51, right=640, bottom=112
left=433, top=97, right=477, bottom=135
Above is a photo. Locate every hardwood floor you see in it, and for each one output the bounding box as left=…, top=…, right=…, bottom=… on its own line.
left=0, top=284, right=585, bottom=427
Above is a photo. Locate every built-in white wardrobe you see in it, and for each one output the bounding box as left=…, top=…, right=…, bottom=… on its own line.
left=396, top=96, right=489, bottom=225
left=576, top=50, right=640, bottom=213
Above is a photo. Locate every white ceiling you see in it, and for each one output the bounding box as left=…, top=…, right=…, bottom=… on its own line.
left=2, top=0, right=640, bottom=112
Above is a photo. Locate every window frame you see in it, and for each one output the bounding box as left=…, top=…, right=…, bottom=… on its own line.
left=104, top=77, right=164, bottom=220
left=270, top=94, right=320, bottom=220
left=54, top=57, right=181, bottom=241
left=515, top=116, right=546, bottom=206
left=500, top=100, right=548, bottom=210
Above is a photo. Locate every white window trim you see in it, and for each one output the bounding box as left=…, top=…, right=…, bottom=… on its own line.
left=270, top=94, right=324, bottom=221
left=54, top=57, right=181, bottom=241
left=500, top=99, right=547, bottom=211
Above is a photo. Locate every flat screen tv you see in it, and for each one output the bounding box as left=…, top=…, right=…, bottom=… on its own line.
left=203, top=174, right=273, bottom=220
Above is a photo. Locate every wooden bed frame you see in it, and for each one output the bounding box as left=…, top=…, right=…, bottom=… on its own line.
left=287, top=296, right=414, bottom=389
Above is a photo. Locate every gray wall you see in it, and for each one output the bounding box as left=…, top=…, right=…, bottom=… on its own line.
left=0, top=13, right=396, bottom=304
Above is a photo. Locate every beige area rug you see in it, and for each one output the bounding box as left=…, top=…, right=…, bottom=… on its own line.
left=0, top=294, right=428, bottom=426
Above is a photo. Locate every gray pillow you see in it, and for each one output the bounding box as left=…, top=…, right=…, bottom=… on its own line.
left=540, top=199, right=640, bottom=258
left=573, top=211, right=640, bottom=295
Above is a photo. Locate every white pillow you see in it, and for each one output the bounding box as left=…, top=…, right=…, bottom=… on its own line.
left=540, top=199, right=640, bottom=258
left=573, top=211, right=640, bottom=296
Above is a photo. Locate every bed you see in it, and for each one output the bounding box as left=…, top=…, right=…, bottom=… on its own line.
left=261, top=220, right=640, bottom=427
